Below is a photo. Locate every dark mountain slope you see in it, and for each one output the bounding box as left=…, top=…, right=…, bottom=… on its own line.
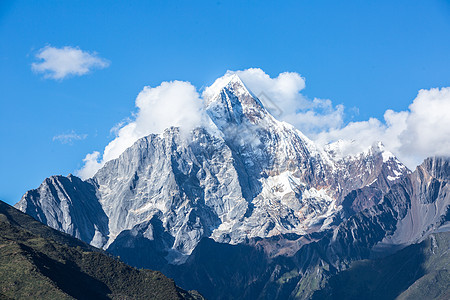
left=162, top=157, right=450, bottom=299
left=0, top=200, right=202, bottom=300
left=311, top=231, right=450, bottom=300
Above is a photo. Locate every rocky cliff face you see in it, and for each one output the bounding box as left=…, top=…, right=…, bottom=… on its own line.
left=373, top=156, right=450, bottom=251
left=164, top=157, right=450, bottom=299
left=16, top=175, right=108, bottom=248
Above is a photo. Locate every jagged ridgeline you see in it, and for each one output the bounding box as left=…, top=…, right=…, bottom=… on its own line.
left=15, top=75, right=450, bottom=299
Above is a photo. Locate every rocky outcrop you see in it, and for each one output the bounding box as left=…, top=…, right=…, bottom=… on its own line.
left=15, top=174, right=108, bottom=248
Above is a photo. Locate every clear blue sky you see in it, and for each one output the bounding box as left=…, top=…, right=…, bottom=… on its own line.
left=1, top=0, right=450, bottom=205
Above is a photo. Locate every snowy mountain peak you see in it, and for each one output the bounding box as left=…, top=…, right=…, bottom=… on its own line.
left=226, top=73, right=246, bottom=89
left=205, top=74, right=269, bottom=130
left=204, top=73, right=252, bottom=102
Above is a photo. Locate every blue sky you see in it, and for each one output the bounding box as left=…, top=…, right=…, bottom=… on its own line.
left=1, top=0, right=450, bottom=205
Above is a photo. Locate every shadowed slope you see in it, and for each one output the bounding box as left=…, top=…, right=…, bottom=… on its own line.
left=0, top=200, right=203, bottom=300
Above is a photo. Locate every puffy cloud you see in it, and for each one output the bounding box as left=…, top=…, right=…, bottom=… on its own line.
left=397, top=88, right=450, bottom=166
left=316, top=87, right=450, bottom=169
left=77, top=151, right=102, bottom=180
left=52, top=131, right=87, bottom=144
left=32, top=46, right=109, bottom=80
left=77, top=80, right=206, bottom=179
left=282, top=99, right=344, bottom=134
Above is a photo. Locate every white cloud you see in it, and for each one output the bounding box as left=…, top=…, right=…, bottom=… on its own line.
left=77, top=80, right=206, bottom=179
left=316, top=87, right=450, bottom=169
left=32, top=46, right=109, bottom=80
left=52, top=131, right=87, bottom=144
left=282, top=99, right=344, bottom=134
left=77, top=151, right=102, bottom=180
left=398, top=88, right=450, bottom=156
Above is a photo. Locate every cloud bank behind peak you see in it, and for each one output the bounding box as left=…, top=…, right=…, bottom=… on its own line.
left=77, top=68, right=450, bottom=179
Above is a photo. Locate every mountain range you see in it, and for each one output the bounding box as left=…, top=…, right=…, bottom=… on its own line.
left=14, top=75, right=450, bottom=299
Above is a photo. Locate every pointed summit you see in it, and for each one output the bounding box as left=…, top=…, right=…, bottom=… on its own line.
left=205, top=74, right=268, bottom=129
left=225, top=74, right=250, bottom=94
left=227, top=73, right=244, bottom=86
left=204, top=73, right=254, bottom=104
